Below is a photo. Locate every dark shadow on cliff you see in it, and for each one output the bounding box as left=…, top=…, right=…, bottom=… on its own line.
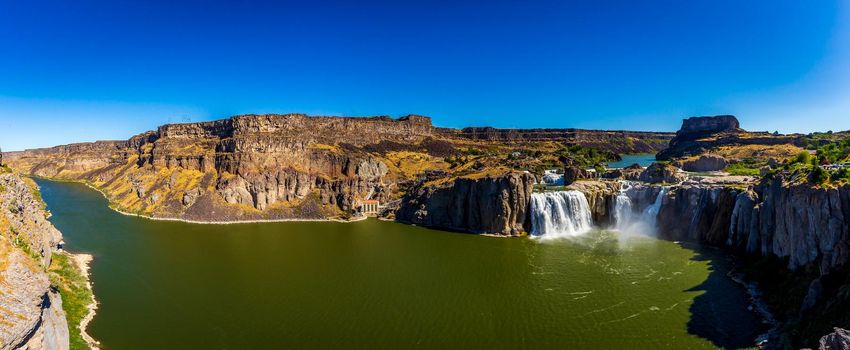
left=680, top=242, right=769, bottom=349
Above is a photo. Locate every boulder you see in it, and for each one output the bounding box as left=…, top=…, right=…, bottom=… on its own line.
left=819, top=328, right=850, bottom=350
left=639, top=163, right=685, bottom=184
left=563, top=166, right=590, bottom=185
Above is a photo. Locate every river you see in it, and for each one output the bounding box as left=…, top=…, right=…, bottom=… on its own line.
left=608, top=154, right=657, bottom=168
left=38, top=179, right=764, bottom=349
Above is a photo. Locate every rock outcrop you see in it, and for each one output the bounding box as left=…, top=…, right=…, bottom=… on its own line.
left=819, top=328, right=850, bottom=350
left=727, top=179, right=850, bottom=273
left=638, top=163, right=685, bottom=184
left=679, top=115, right=740, bottom=135
left=656, top=115, right=801, bottom=160
left=679, top=154, right=728, bottom=172
left=436, top=127, right=673, bottom=154
left=0, top=173, right=70, bottom=350
left=395, top=172, right=534, bottom=235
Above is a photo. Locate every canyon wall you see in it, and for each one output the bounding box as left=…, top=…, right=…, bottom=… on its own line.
left=394, top=172, right=534, bottom=235
left=572, top=178, right=850, bottom=274
left=436, top=127, right=673, bottom=154
left=3, top=114, right=672, bottom=222
left=0, top=173, right=69, bottom=350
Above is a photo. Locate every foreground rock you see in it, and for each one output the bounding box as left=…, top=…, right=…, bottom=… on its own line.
left=395, top=171, right=534, bottom=235
left=0, top=173, right=69, bottom=349
left=819, top=328, right=850, bottom=350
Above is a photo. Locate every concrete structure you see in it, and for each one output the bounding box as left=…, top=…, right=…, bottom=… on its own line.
left=360, top=200, right=380, bottom=215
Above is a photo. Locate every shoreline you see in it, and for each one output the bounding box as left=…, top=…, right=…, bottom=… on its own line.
left=40, top=176, right=372, bottom=225
left=727, top=265, right=779, bottom=347
left=69, top=252, right=100, bottom=350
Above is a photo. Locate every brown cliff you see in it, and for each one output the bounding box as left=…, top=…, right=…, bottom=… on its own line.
left=394, top=171, right=534, bottom=235
left=4, top=113, right=672, bottom=223
left=656, top=115, right=803, bottom=160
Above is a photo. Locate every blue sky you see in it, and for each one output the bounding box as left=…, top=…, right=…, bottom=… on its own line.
left=1, top=0, right=849, bottom=151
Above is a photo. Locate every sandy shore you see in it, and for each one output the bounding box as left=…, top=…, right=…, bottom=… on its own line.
left=70, top=253, right=100, bottom=350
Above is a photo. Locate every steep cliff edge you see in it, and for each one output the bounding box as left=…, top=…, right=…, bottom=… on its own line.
left=394, top=171, right=534, bottom=235
left=0, top=172, right=70, bottom=349
left=567, top=177, right=850, bottom=348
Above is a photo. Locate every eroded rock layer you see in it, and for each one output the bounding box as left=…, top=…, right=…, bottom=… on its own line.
left=4, top=114, right=670, bottom=223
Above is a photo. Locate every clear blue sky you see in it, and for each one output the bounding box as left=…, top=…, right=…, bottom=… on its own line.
left=1, top=0, right=849, bottom=151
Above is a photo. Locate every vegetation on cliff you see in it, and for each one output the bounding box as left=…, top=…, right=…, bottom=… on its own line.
left=49, top=253, right=95, bottom=350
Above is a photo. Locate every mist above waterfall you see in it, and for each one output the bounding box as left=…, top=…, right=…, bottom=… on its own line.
left=612, top=182, right=668, bottom=240
left=529, top=191, right=593, bottom=239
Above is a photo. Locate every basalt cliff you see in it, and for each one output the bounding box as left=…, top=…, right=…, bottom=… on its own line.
left=3, top=114, right=671, bottom=232
left=0, top=171, right=69, bottom=349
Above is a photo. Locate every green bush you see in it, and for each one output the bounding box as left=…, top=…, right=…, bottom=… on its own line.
left=726, top=163, right=760, bottom=176
left=832, top=168, right=850, bottom=183
left=49, top=253, right=94, bottom=350
left=810, top=165, right=830, bottom=185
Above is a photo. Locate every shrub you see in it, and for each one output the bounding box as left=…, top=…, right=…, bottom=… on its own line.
left=810, top=166, right=830, bottom=185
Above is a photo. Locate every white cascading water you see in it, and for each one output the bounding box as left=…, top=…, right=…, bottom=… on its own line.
left=612, top=182, right=668, bottom=237
left=613, top=182, right=635, bottom=232
left=529, top=191, right=594, bottom=238
left=540, top=169, right=565, bottom=186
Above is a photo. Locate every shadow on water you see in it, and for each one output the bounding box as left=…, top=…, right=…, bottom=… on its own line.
left=681, top=243, right=769, bottom=349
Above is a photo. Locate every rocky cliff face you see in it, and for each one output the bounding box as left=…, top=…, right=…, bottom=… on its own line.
left=3, top=113, right=677, bottom=222
left=568, top=177, right=850, bottom=348
left=395, top=172, right=534, bottom=235
left=0, top=173, right=69, bottom=350
left=4, top=114, right=437, bottom=222
left=573, top=177, right=850, bottom=273
left=679, top=115, right=740, bottom=135
left=678, top=154, right=728, bottom=172
left=727, top=179, right=850, bottom=273
left=656, top=115, right=802, bottom=160
left=437, top=127, right=673, bottom=154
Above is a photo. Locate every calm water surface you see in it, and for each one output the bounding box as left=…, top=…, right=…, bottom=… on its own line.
left=38, top=179, right=763, bottom=349
left=608, top=154, right=657, bottom=168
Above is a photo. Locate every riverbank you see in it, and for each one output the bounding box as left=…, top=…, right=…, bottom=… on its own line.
left=37, top=176, right=371, bottom=225
left=71, top=253, right=100, bottom=350
left=47, top=251, right=97, bottom=350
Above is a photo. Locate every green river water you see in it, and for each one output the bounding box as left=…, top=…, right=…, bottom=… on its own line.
left=38, top=179, right=765, bottom=349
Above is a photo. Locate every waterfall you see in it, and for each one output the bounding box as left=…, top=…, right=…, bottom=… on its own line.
left=529, top=191, right=594, bottom=238
left=540, top=169, right=565, bottom=186
left=612, top=182, right=668, bottom=237
left=613, top=182, right=634, bottom=232
left=640, top=187, right=667, bottom=232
